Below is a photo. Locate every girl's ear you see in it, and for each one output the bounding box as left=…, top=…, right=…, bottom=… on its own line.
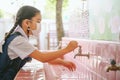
left=22, top=19, right=30, bottom=27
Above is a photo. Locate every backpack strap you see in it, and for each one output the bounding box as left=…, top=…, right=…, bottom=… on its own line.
left=1, top=32, right=22, bottom=71
left=0, top=32, right=22, bottom=80
left=3, top=32, right=21, bottom=54
left=0, top=32, right=32, bottom=80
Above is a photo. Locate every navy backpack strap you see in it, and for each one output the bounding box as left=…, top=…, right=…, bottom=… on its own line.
left=3, top=32, right=21, bottom=54
left=0, top=32, right=32, bottom=80
left=0, top=32, right=22, bottom=71
left=0, top=32, right=22, bottom=80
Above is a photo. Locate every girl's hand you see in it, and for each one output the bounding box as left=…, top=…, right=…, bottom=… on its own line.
left=65, top=41, right=78, bottom=52
left=62, top=60, right=76, bottom=71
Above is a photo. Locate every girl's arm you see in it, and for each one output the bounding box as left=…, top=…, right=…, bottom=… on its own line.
left=29, top=41, right=78, bottom=63
left=48, top=58, right=76, bottom=71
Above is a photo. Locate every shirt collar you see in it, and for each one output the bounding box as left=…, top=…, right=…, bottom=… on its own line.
left=14, top=25, right=28, bottom=40
left=0, top=26, right=29, bottom=53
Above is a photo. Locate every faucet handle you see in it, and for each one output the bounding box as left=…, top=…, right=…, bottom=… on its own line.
left=106, top=59, right=119, bottom=72
left=110, top=59, right=116, bottom=65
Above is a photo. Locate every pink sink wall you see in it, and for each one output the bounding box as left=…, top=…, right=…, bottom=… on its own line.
left=44, top=37, right=120, bottom=80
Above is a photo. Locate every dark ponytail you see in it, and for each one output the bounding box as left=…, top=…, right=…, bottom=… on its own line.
left=4, top=19, right=19, bottom=40
left=4, top=5, right=40, bottom=40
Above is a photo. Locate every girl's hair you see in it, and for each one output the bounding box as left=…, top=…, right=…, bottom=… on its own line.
left=5, top=5, right=40, bottom=40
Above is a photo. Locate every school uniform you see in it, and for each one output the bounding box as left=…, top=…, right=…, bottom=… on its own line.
left=0, top=26, right=36, bottom=60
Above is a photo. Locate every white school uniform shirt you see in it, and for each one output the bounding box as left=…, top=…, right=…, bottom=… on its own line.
left=1, top=26, right=36, bottom=60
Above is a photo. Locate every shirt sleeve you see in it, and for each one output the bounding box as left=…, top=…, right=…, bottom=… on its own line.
left=8, top=36, right=36, bottom=59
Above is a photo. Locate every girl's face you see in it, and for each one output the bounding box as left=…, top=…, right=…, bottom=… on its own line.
left=29, top=13, right=41, bottom=31
left=23, top=12, right=41, bottom=36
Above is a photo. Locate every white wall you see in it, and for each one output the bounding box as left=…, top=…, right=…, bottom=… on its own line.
left=0, top=18, right=14, bottom=41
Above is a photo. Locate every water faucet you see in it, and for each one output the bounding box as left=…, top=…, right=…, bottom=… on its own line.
left=106, top=59, right=120, bottom=72
left=74, top=45, right=90, bottom=59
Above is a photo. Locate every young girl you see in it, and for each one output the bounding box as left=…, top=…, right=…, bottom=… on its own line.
left=0, top=5, right=78, bottom=79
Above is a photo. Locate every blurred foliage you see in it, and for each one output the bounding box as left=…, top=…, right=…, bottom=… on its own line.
left=43, top=0, right=68, bottom=19
left=48, top=0, right=68, bottom=8
left=0, top=9, right=4, bottom=18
